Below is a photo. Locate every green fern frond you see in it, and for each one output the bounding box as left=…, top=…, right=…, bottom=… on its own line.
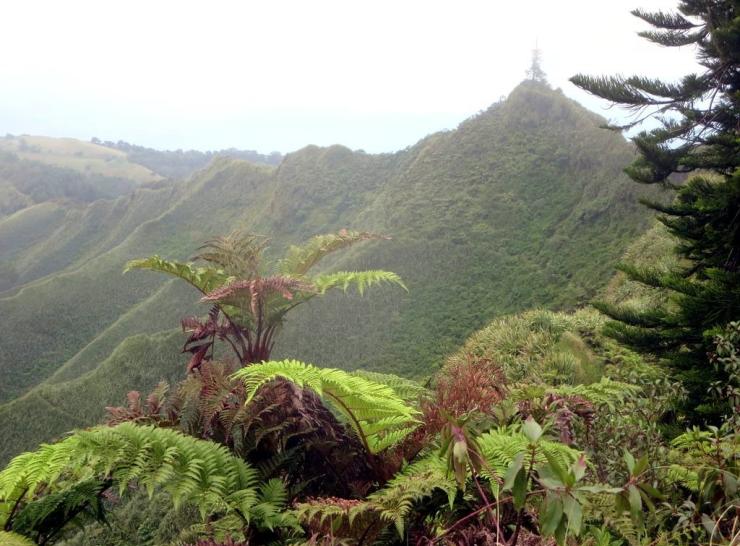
left=512, top=378, right=641, bottom=410
left=365, top=453, right=457, bottom=536
left=313, top=270, right=407, bottom=296
left=124, top=256, right=230, bottom=295
left=233, top=360, right=420, bottom=453
left=350, top=370, right=428, bottom=404
left=294, top=455, right=454, bottom=539
left=477, top=426, right=580, bottom=479
left=278, top=230, right=389, bottom=276
left=11, top=478, right=108, bottom=542
left=0, top=423, right=279, bottom=531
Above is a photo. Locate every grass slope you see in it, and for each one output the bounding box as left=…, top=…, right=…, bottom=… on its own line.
left=0, top=135, right=160, bottom=183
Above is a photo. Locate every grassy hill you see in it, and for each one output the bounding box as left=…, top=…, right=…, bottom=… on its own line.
left=0, top=80, right=657, bottom=462
left=0, top=135, right=160, bottom=183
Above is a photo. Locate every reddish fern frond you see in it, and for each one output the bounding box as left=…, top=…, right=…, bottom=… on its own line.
left=295, top=496, right=380, bottom=544
left=192, top=231, right=269, bottom=278
left=201, top=276, right=312, bottom=315
left=186, top=344, right=211, bottom=373
left=146, top=381, right=169, bottom=414
left=186, top=537, right=249, bottom=546
left=423, top=355, right=507, bottom=434
left=105, top=382, right=174, bottom=426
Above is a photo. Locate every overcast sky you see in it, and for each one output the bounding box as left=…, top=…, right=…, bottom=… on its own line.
left=0, top=0, right=698, bottom=154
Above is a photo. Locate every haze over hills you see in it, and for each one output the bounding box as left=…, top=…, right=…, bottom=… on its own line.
left=0, top=80, right=657, bottom=462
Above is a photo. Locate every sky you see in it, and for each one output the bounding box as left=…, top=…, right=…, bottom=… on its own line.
left=0, top=0, right=698, bottom=154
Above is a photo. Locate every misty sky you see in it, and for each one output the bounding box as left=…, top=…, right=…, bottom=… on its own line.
left=0, top=0, right=697, bottom=154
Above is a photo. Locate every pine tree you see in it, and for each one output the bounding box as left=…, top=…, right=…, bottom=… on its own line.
left=570, top=1, right=739, bottom=422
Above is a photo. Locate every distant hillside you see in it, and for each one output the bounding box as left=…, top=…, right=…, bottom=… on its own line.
left=97, top=139, right=283, bottom=179
left=0, top=145, right=151, bottom=220
left=0, top=135, right=160, bottom=183
left=0, top=135, right=283, bottom=291
left=0, top=80, right=656, bottom=462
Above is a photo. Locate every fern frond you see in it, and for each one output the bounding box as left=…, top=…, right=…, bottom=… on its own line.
left=294, top=497, right=377, bottom=543
left=511, top=378, right=641, bottom=411
left=11, top=478, right=108, bottom=542
left=365, top=453, right=457, bottom=536
left=294, top=454, right=456, bottom=540
left=278, top=230, right=390, bottom=276
left=0, top=423, right=276, bottom=531
left=313, top=270, right=407, bottom=296
left=350, top=370, right=428, bottom=404
left=193, top=231, right=268, bottom=279
left=477, top=426, right=580, bottom=479
left=201, top=276, right=312, bottom=313
left=233, top=360, right=420, bottom=453
left=124, top=256, right=229, bottom=295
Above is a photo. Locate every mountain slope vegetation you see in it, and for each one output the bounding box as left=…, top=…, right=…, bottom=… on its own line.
left=0, top=80, right=656, bottom=463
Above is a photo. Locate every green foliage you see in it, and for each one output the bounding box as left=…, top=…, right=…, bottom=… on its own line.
left=450, top=308, right=607, bottom=384
left=234, top=360, right=420, bottom=453
left=661, top=424, right=739, bottom=544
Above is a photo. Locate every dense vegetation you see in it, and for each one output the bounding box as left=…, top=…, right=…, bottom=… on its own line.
left=1, top=2, right=737, bottom=544
left=0, top=76, right=654, bottom=464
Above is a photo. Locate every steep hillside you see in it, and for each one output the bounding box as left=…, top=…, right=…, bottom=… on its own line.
left=270, top=81, right=656, bottom=374
left=0, top=181, right=184, bottom=291
left=0, top=80, right=656, bottom=462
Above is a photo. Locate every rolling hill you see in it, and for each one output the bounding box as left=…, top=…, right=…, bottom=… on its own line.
left=0, top=80, right=657, bottom=462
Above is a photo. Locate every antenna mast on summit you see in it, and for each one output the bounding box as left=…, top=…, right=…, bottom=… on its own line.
left=526, top=40, right=547, bottom=83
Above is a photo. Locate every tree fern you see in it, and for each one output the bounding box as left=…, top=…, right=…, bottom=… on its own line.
left=126, top=231, right=404, bottom=366
left=233, top=360, right=421, bottom=454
